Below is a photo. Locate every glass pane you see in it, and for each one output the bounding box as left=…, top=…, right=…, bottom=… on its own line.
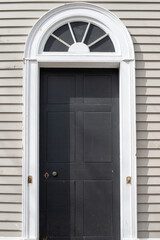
left=71, top=22, right=88, bottom=42
left=84, top=24, right=105, bottom=45
left=90, top=36, right=115, bottom=52
left=44, top=36, right=68, bottom=52
left=53, top=24, right=74, bottom=45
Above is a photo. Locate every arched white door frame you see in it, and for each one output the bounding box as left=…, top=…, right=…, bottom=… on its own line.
left=23, top=3, right=137, bottom=240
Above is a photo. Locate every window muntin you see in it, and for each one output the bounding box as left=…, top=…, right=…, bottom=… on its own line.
left=44, top=21, right=115, bottom=53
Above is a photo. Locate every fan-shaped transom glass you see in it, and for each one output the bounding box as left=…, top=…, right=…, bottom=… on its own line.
left=44, top=21, right=115, bottom=53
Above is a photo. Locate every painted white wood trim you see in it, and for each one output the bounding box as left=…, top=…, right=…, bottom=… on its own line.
left=22, top=3, right=136, bottom=240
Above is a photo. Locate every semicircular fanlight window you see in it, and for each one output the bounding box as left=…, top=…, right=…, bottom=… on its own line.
left=44, top=21, right=115, bottom=53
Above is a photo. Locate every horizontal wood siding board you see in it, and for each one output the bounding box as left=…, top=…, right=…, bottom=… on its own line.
left=138, top=195, right=160, bottom=204
left=0, top=222, right=22, bottom=231
left=137, top=159, right=160, bottom=167
left=138, top=204, right=160, bottom=213
left=0, top=45, right=25, bottom=52
left=136, top=79, right=160, bottom=87
left=0, top=158, right=22, bottom=166
left=1, top=3, right=160, bottom=11
left=0, top=0, right=160, bottom=2
left=0, top=176, right=22, bottom=184
left=0, top=96, right=22, bottom=104
left=0, top=114, right=22, bottom=122
left=138, top=168, right=160, bottom=176
left=0, top=203, right=22, bottom=212
left=138, top=213, right=160, bottom=222
left=0, top=167, right=22, bottom=176
left=0, top=194, right=22, bottom=203
left=0, top=140, right=22, bottom=149
left=0, top=231, right=21, bottom=237
left=137, top=140, right=160, bottom=149
left=137, top=96, right=160, bottom=104
left=138, top=176, right=160, bottom=185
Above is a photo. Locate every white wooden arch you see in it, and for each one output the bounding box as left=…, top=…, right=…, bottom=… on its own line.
left=23, top=3, right=137, bottom=240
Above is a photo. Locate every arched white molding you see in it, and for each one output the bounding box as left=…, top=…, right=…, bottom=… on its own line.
left=24, top=3, right=134, bottom=60
left=23, top=3, right=137, bottom=240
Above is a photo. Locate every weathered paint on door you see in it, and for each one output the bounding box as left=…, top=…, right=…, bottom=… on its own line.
left=40, top=68, right=120, bottom=240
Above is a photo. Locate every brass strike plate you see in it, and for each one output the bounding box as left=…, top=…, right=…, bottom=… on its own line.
left=28, top=176, right=32, bottom=183
left=126, top=176, right=131, bottom=184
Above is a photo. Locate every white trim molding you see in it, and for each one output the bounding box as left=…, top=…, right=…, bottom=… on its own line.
left=23, top=3, right=137, bottom=240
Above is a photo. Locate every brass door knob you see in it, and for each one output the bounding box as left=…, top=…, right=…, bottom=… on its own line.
left=52, top=171, right=58, bottom=177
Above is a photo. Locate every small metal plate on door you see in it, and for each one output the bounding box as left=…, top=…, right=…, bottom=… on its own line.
left=44, top=172, right=49, bottom=179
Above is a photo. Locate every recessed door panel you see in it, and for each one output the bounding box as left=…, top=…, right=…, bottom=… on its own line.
left=84, top=181, right=113, bottom=236
left=47, top=112, right=75, bottom=163
left=84, top=112, right=112, bottom=162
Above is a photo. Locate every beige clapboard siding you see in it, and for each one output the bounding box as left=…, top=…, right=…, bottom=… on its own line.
left=137, top=114, right=160, bottom=122
left=138, top=168, right=160, bottom=176
left=0, top=186, right=22, bottom=194
left=0, top=27, right=31, bottom=35
left=0, top=140, right=22, bottom=149
left=0, top=123, right=22, bottom=130
left=0, top=114, right=22, bottom=122
left=138, top=204, right=160, bottom=213
left=0, top=203, right=22, bottom=212
left=138, top=159, right=160, bottom=167
left=136, top=79, right=160, bottom=87
left=0, top=158, right=22, bottom=166
left=0, top=78, right=22, bottom=86
left=137, top=150, right=160, bottom=158
left=1, top=9, right=160, bottom=20
left=138, top=176, right=160, bottom=185
left=0, top=96, right=22, bottom=104
left=0, top=63, right=23, bottom=70
left=137, top=87, right=160, bottom=96
left=0, top=212, right=22, bottom=221
left=0, top=167, right=22, bottom=176
left=139, top=232, right=160, bottom=238
left=138, top=195, right=160, bottom=204
left=137, top=96, right=160, bottom=104
left=137, top=123, right=160, bottom=131
left=138, top=213, right=160, bottom=222
left=0, top=87, right=22, bottom=95
left=1, top=2, right=160, bottom=11
left=0, top=0, right=159, bottom=238
left=0, top=222, right=22, bottom=231
left=123, top=19, right=160, bottom=27
left=137, top=140, right=160, bottom=149
left=0, top=176, right=22, bottom=184
left=0, top=0, right=160, bottom=2
left=0, top=194, right=22, bottom=203
left=137, top=105, right=160, bottom=113
left=136, top=61, right=160, bottom=69
left=138, top=222, right=160, bottom=231
left=0, top=19, right=160, bottom=28
left=0, top=131, right=22, bottom=140
left=0, top=231, right=22, bottom=237
left=0, top=44, right=25, bottom=52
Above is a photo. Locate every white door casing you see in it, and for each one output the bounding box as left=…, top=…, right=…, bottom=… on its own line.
left=23, top=3, right=137, bottom=240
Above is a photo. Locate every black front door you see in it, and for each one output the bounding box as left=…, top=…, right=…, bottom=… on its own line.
left=40, top=68, right=120, bottom=240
